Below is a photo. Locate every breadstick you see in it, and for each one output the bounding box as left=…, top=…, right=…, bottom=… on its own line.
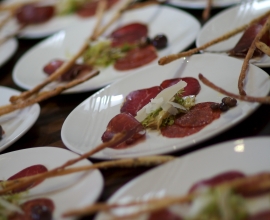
left=202, top=0, right=212, bottom=21
left=158, top=10, right=270, bottom=66
left=255, top=41, right=270, bottom=56
left=198, top=73, right=270, bottom=103
left=238, top=15, right=270, bottom=96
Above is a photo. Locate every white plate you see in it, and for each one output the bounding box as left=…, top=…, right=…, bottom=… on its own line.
left=196, top=0, right=270, bottom=67
left=168, top=0, right=241, bottom=9
left=61, top=53, right=270, bottom=159
left=3, top=0, right=123, bottom=39
left=95, top=136, right=270, bottom=219
left=0, top=86, right=40, bottom=152
left=0, top=147, right=104, bottom=220
left=12, top=4, right=200, bottom=93
left=0, top=38, right=17, bottom=67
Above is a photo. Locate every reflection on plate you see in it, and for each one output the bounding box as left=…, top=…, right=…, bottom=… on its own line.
left=168, top=0, right=241, bottom=9
left=95, top=137, right=270, bottom=219
left=12, top=4, right=200, bottom=93
left=196, top=0, right=270, bottom=67
left=61, top=54, right=270, bottom=159
left=0, top=38, right=17, bottom=67
left=0, top=147, right=104, bottom=220
left=0, top=86, right=40, bottom=152
left=3, top=0, right=122, bottom=39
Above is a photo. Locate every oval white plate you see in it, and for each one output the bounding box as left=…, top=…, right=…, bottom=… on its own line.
left=168, top=0, right=241, bottom=9
left=3, top=0, right=122, bottom=39
left=0, top=86, right=40, bottom=152
left=12, top=4, right=200, bottom=93
left=95, top=136, right=270, bottom=219
left=196, top=0, right=270, bottom=67
left=61, top=53, right=270, bottom=159
left=0, top=147, right=104, bottom=220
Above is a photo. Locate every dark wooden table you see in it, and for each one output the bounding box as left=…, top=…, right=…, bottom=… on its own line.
left=1, top=3, right=270, bottom=220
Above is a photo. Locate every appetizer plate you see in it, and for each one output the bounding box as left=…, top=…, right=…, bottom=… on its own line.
left=168, top=0, right=241, bottom=9
left=12, top=4, right=201, bottom=93
left=95, top=136, right=270, bottom=219
left=61, top=53, right=270, bottom=159
left=196, top=0, right=270, bottom=67
left=0, top=86, right=40, bottom=152
left=0, top=147, right=104, bottom=220
left=3, top=0, right=123, bottom=39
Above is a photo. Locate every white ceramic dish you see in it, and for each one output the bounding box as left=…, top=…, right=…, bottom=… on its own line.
left=168, top=0, right=241, bottom=9
left=61, top=53, right=270, bottom=159
left=0, top=38, right=17, bottom=67
left=0, top=147, right=104, bottom=220
left=3, top=0, right=122, bottom=39
left=95, top=136, right=270, bottom=219
left=12, top=4, right=200, bottom=93
left=196, top=0, right=270, bottom=67
left=0, top=86, right=40, bottom=152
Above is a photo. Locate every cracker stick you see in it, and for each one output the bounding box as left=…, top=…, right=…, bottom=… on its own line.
left=238, top=15, right=270, bottom=96
left=0, top=69, right=99, bottom=116
left=202, top=0, right=212, bottom=21
left=3, top=156, right=175, bottom=190
left=255, top=41, right=270, bottom=56
left=158, top=10, right=270, bottom=66
left=198, top=73, right=270, bottom=103
left=63, top=173, right=270, bottom=219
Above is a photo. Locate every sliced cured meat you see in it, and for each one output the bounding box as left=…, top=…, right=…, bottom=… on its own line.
left=229, top=16, right=270, bottom=58
left=76, top=0, right=119, bottom=18
left=120, top=86, right=162, bottom=117
left=160, top=77, right=201, bottom=97
left=160, top=124, right=204, bottom=138
left=8, top=164, right=48, bottom=193
left=148, top=209, right=183, bottom=220
left=175, top=102, right=221, bottom=127
left=110, top=23, right=148, bottom=47
left=9, top=198, right=54, bottom=220
left=188, top=171, right=245, bottom=193
left=43, top=59, right=93, bottom=81
left=114, top=45, right=157, bottom=71
left=247, top=210, right=270, bottom=220
left=101, top=113, right=146, bottom=149
left=16, top=4, right=55, bottom=25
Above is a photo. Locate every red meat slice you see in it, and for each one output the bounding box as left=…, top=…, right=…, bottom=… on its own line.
left=120, top=86, right=162, bottom=117
left=229, top=16, right=270, bottom=58
left=16, top=4, right=55, bottom=25
left=114, top=45, right=157, bottom=70
left=160, top=77, right=201, bottom=97
left=148, top=209, right=183, bottom=220
left=160, top=124, right=204, bottom=138
left=76, top=0, right=119, bottom=18
left=8, top=164, right=48, bottom=193
left=43, top=59, right=93, bottom=81
left=101, top=113, right=146, bottom=149
left=175, top=102, right=221, bottom=127
left=110, top=23, right=148, bottom=47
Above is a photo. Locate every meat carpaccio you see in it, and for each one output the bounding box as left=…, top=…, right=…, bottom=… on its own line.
left=101, top=77, right=227, bottom=149
left=228, top=16, right=270, bottom=58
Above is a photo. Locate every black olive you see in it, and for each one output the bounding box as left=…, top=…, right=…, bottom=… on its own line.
left=219, top=103, right=230, bottom=112
left=210, top=103, right=220, bottom=110
left=151, top=34, right=168, bottom=49
left=31, top=205, right=52, bottom=220
left=222, top=97, right=237, bottom=107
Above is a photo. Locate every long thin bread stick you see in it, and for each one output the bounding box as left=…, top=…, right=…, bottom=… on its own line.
left=238, top=15, right=270, bottom=95
left=158, top=10, right=270, bottom=65
left=202, top=0, right=212, bottom=21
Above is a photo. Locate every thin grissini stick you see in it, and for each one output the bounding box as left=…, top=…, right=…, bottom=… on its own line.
left=0, top=69, right=99, bottom=116
left=0, top=127, right=141, bottom=195
left=158, top=10, right=270, bottom=66
left=9, top=0, right=133, bottom=104
left=4, top=156, right=175, bottom=189
left=63, top=173, right=270, bottom=219
left=256, top=41, right=270, bottom=56
left=202, top=0, right=212, bottom=21
left=91, top=0, right=107, bottom=41
left=238, top=15, right=270, bottom=96
left=198, top=73, right=270, bottom=104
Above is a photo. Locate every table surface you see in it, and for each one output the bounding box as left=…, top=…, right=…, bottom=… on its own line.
left=1, top=2, right=270, bottom=219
